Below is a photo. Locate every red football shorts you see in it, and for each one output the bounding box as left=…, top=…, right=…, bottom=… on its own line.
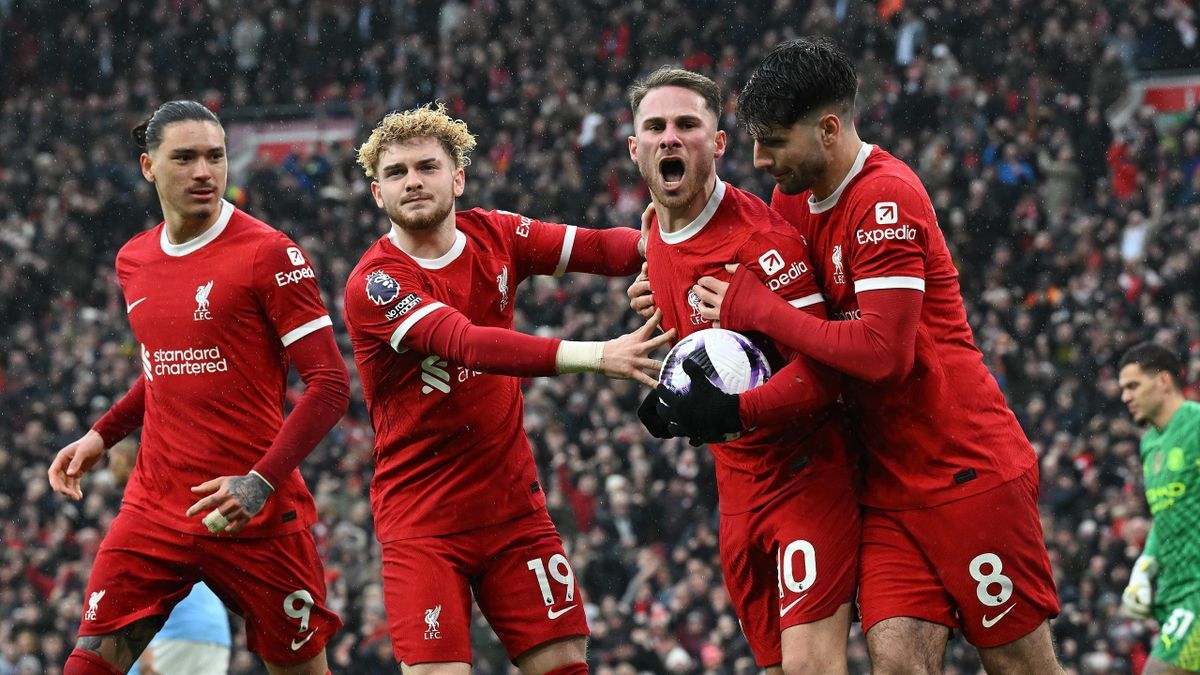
left=719, top=467, right=860, bottom=666
left=859, top=466, right=1060, bottom=648
left=78, top=508, right=341, bottom=664
left=380, top=508, right=589, bottom=665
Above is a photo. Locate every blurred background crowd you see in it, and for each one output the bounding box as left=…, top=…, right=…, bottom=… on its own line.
left=4, top=0, right=1200, bottom=673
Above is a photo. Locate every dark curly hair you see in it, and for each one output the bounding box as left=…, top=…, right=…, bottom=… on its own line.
left=736, top=37, right=858, bottom=139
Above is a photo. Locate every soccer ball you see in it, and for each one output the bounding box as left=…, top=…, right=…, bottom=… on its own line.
left=659, top=328, right=772, bottom=397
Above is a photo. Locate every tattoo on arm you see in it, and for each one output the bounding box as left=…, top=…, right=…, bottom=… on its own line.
left=228, top=473, right=273, bottom=516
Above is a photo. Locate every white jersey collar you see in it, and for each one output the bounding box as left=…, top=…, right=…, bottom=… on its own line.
left=159, top=199, right=234, bottom=257
left=388, top=228, right=466, bottom=270
left=809, top=143, right=873, bottom=214
left=659, top=178, right=728, bottom=245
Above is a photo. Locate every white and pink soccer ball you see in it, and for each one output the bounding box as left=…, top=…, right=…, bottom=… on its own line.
left=659, top=328, right=772, bottom=397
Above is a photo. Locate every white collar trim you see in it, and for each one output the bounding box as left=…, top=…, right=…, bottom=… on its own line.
left=159, top=199, right=234, bottom=257
left=388, top=228, right=466, bottom=269
left=808, top=143, right=873, bottom=214
left=659, top=178, right=728, bottom=245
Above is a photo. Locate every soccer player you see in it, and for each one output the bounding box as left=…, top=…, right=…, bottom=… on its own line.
left=669, top=39, right=1063, bottom=673
left=344, top=103, right=673, bottom=674
left=1118, top=342, right=1200, bottom=674
left=47, top=100, right=349, bottom=675
left=628, top=67, right=860, bottom=674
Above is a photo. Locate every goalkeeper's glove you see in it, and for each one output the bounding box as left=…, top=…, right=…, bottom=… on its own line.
left=655, top=359, right=744, bottom=444
left=1122, top=555, right=1158, bottom=619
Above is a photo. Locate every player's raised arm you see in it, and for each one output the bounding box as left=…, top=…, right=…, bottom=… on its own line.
left=560, top=225, right=643, bottom=276
left=502, top=208, right=645, bottom=279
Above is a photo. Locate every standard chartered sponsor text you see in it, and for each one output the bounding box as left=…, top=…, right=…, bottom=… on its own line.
left=150, top=346, right=229, bottom=376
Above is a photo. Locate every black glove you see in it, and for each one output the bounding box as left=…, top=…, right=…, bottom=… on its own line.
left=638, top=390, right=678, bottom=439
left=655, top=359, right=744, bottom=444
left=638, top=389, right=705, bottom=447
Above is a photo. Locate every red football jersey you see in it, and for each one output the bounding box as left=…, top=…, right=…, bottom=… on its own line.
left=344, top=209, right=584, bottom=542
left=771, top=144, right=1035, bottom=509
left=116, top=200, right=332, bottom=537
left=646, top=181, right=854, bottom=515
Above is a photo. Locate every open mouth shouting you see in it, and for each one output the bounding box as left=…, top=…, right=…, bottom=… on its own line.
left=659, top=157, right=686, bottom=191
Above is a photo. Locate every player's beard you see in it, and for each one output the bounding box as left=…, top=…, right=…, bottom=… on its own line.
left=385, top=193, right=454, bottom=232
left=775, top=151, right=829, bottom=196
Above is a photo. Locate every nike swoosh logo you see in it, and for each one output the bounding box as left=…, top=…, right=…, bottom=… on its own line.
left=126, top=297, right=147, bottom=313
left=780, top=594, right=808, bottom=617
left=981, top=603, right=1017, bottom=628
left=290, top=629, right=316, bottom=651
left=547, top=605, right=577, bottom=620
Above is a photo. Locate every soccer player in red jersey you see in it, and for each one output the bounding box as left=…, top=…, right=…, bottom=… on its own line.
left=47, top=101, right=349, bottom=675
left=343, top=104, right=672, bottom=674
left=628, top=67, right=860, bottom=675
left=675, top=39, right=1063, bottom=673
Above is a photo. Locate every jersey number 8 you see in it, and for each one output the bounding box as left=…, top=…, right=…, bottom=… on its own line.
left=969, top=553, right=1014, bottom=607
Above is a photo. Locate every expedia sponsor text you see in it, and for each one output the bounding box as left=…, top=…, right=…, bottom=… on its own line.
left=767, top=261, right=809, bottom=291
left=276, top=266, right=315, bottom=286
left=857, top=224, right=917, bottom=245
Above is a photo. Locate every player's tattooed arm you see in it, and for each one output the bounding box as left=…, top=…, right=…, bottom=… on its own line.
left=187, top=471, right=275, bottom=533
left=227, top=472, right=273, bottom=516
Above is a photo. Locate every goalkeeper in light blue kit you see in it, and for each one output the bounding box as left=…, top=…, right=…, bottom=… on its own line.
left=1118, top=342, right=1200, bottom=674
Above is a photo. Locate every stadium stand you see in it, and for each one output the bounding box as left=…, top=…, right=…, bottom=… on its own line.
left=3, top=0, right=1200, bottom=672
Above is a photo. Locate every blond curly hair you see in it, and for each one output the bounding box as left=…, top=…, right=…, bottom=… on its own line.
left=356, top=102, right=477, bottom=178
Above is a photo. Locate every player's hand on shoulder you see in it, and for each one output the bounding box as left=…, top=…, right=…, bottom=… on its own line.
left=601, top=309, right=676, bottom=387
left=1121, top=555, right=1158, bottom=619
left=627, top=262, right=656, bottom=320
left=48, top=429, right=107, bottom=500
left=187, top=471, right=275, bottom=534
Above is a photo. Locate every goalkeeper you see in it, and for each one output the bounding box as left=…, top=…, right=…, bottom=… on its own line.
left=1118, top=342, right=1200, bottom=673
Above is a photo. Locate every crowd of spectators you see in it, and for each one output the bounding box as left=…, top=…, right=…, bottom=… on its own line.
left=4, top=0, right=1200, bottom=673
